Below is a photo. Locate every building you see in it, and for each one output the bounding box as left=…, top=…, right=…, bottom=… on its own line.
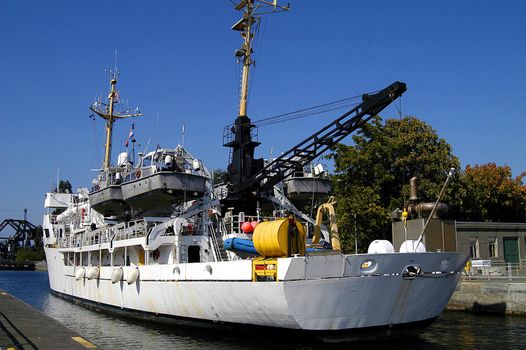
left=455, top=221, right=525, bottom=265
left=392, top=219, right=525, bottom=265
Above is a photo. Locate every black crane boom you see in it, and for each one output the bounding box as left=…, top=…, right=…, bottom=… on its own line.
left=229, top=81, right=407, bottom=195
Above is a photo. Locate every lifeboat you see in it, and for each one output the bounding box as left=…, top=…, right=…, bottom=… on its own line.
left=121, top=147, right=208, bottom=216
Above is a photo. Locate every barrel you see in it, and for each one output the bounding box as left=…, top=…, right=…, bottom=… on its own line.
left=253, top=218, right=306, bottom=257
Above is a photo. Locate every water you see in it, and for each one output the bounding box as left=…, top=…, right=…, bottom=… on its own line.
left=1, top=271, right=525, bottom=350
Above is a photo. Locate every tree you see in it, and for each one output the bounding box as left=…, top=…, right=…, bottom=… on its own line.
left=58, top=180, right=72, bottom=193
left=456, top=163, right=526, bottom=222
left=15, top=226, right=45, bottom=262
left=328, top=116, right=460, bottom=253
left=212, top=169, right=227, bottom=185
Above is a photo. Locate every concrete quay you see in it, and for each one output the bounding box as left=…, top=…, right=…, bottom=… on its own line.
left=0, top=289, right=99, bottom=349
left=447, top=279, right=526, bottom=315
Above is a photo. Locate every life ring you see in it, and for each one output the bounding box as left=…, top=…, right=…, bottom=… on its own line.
left=135, top=169, right=142, bottom=178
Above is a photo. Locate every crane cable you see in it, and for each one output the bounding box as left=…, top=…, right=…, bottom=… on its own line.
left=250, top=91, right=376, bottom=128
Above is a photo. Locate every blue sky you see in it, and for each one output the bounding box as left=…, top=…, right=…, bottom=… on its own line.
left=1, top=0, right=525, bottom=225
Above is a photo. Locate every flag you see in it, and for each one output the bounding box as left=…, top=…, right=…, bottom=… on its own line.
left=125, top=125, right=134, bottom=148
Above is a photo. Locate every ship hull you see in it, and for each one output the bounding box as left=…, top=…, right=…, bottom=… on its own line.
left=121, top=172, right=207, bottom=216
left=88, top=185, right=129, bottom=218
left=283, top=177, right=332, bottom=203
left=50, top=289, right=438, bottom=342
left=44, top=247, right=466, bottom=342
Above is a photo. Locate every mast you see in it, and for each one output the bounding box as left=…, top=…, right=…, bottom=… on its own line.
left=236, top=1, right=253, bottom=117
left=90, top=72, right=142, bottom=171
left=224, top=1, right=289, bottom=203
left=234, top=0, right=289, bottom=117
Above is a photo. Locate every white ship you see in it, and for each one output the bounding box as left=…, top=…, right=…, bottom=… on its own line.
left=42, top=1, right=468, bottom=342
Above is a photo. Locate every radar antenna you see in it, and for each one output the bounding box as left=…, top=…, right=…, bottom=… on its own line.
left=90, top=72, right=142, bottom=170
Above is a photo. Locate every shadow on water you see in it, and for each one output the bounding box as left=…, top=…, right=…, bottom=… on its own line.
left=2, top=271, right=526, bottom=349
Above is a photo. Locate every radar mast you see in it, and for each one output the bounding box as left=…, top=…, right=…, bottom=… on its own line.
left=224, top=1, right=289, bottom=206
left=90, top=72, right=142, bottom=170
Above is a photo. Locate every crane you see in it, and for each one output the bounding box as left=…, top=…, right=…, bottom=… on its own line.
left=224, top=81, right=407, bottom=205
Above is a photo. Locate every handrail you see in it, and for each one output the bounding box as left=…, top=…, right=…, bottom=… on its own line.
left=464, top=261, right=524, bottom=281
left=208, top=223, right=222, bottom=262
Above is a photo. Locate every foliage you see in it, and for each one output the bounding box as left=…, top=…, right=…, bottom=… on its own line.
left=328, top=116, right=460, bottom=253
left=456, top=163, right=526, bottom=222
left=212, top=169, right=227, bottom=185
left=58, top=180, right=72, bottom=193
left=14, top=226, right=45, bottom=262
left=15, top=247, right=45, bottom=262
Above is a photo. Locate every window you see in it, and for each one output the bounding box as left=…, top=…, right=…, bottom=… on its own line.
left=469, top=238, right=479, bottom=258
left=489, top=238, right=498, bottom=258
left=188, top=245, right=201, bottom=263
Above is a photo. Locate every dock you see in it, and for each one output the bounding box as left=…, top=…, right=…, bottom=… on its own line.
left=448, top=279, right=526, bottom=315
left=0, top=289, right=99, bottom=349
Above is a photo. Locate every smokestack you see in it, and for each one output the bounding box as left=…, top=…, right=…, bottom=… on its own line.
left=409, top=176, right=418, bottom=201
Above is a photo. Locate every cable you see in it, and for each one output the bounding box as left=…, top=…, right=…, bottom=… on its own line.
left=253, top=94, right=362, bottom=124
left=257, top=102, right=360, bottom=127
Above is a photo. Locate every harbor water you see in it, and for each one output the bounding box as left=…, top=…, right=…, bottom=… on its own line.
left=1, top=271, right=525, bottom=350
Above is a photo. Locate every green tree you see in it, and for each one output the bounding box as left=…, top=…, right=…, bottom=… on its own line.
left=329, top=116, right=460, bottom=253
left=15, top=226, right=45, bottom=262
left=456, top=163, right=526, bottom=222
left=212, top=169, right=227, bottom=185
left=15, top=247, right=45, bottom=262
left=58, top=180, right=72, bottom=193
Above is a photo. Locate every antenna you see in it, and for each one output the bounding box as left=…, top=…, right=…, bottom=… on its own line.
left=156, top=113, right=160, bottom=145
left=90, top=70, right=142, bottom=170
left=181, top=125, right=185, bottom=148
left=233, top=0, right=290, bottom=117
left=114, top=49, right=118, bottom=76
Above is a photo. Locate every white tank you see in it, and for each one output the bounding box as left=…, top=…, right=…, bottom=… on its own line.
left=400, top=240, right=427, bottom=253
left=192, top=159, right=200, bottom=171
left=165, top=155, right=173, bottom=167
left=117, top=152, right=129, bottom=166
left=367, top=240, right=395, bottom=254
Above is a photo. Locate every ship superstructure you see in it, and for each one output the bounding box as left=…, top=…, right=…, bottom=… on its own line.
left=42, top=1, right=468, bottom=342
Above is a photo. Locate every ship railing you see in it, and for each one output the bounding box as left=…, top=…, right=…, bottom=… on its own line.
left=82, top=227, right=111, bottom=246
left=69, top=220, right=149, bottom=247
left=58, top=235, right=75, bottom=249
left=113, top=221, right=148, bottom=241
left=219, top=220, right=229, bottom=240
left=207, top=223, right=222, bottom=262
left=464, top=261, right=526, bottom=281
left=223, top=213, right=285, bottom=235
